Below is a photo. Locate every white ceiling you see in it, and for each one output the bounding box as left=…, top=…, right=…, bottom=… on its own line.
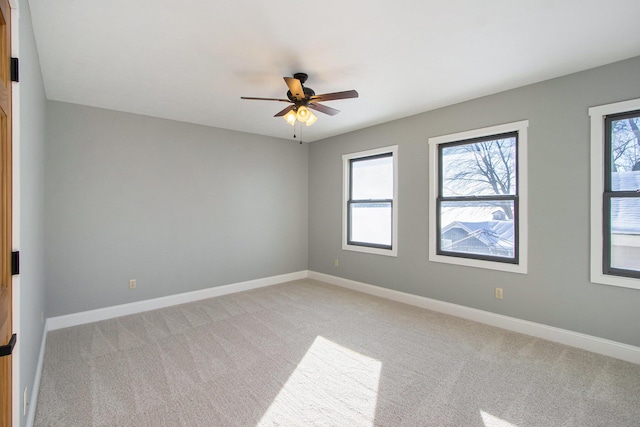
left=28, top=0, right=640, bottom=142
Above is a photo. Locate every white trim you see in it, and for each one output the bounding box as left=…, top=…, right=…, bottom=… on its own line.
left=47, top=271, right=308, bottom=330
left=428, top=120, right=529, bottom=274
left=589, top=98, right=640, bottom=290
left=342, top=145, right=398, bottom=257
left=308, top=271, right=640, bottom=365
left=26, top=325, right=47, bottom=427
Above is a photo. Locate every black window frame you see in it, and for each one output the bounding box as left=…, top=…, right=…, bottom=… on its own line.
left=436, top=131, right=520, bottom=264
left=603, top=109, right=640, bottom=279
left=346, top=152, right=394, bottom=250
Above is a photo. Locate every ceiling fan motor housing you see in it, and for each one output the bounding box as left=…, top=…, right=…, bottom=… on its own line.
left=287, top=86, right=316, bottom=104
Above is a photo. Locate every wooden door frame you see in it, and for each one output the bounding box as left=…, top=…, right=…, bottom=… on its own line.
left=8, top=1, right=20, bottom=424
left=0, top=0, right=15, bottom=425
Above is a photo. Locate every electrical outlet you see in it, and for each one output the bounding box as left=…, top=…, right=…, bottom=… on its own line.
left=495, top=288, right=503, bottom=299
left=129, top=279, right=136, bottom=289
left=334, top=259, right=339, bottom=267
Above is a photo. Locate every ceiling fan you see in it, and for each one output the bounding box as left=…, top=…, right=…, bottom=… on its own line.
left=241, top=73, right=359, bottom=127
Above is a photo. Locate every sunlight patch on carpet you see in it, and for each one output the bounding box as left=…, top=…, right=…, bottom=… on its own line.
left=481, top=410, right=519, bottom=427
left=258, top=336, right=381, bottom=425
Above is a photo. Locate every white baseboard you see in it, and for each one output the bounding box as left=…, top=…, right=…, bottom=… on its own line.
left=308, top=271, right=640, bottom=365
left=47, top=269, right=640, bottom=363
left=26, top=324, right=48, bottom=427
left=47, top=271, right=308, bottom=331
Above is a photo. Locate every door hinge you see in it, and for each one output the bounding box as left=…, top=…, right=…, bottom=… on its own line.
left=12, top=251, right=19, bottom=275
left=0, top=333, right=16, bottom=357
left=10, top=57, right=18, bottom=82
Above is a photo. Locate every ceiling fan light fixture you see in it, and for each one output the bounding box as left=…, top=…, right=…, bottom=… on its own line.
left=296, top=106, right=311, bottom=123
left=305, top=111, right=317, bottom=126
left=283, top=110, right=297, bottom=126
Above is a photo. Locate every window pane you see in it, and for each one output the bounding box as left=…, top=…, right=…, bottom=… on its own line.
left=352, top=155, right=393, bottom=200
left=350, top=202, right=391, bottom=246
left=441, top=136, right=516, bottom=197
left=611, top=170, right=640, bottom=192
left=439, top=200, right=515, bottom=258
left=609, top=197, right=640, bottom=272
left=610, top=115, right=640, bottom=189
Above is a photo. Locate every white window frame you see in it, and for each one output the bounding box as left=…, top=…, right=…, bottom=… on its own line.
left=589, top=98, right=640, bottom=290
left=428, top=121, right=529, bottom=274
left=342, top=145, right=398, bottom=257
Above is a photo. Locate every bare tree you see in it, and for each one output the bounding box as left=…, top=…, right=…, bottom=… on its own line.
left=443, top=137, right=516, bottom=219
left=628, top=118, right=640, bottom=171
left=611, top=118, right=640, bottom=172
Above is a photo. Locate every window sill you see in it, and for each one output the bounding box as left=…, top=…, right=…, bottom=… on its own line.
left=343, top=243, right=397, bottom=257
left=429, top=253, right=527, bottom=274
left=590, top=270, right=640, bottom=290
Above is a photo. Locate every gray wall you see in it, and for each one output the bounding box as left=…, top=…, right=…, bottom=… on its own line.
left=45, top=102, right=308, bottom=316
left=18, top=0, right=47, bottom=425
left=309, top=56, right=640, bottom=347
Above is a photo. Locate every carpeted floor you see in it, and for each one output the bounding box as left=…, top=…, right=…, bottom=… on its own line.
left=34, top=279, right=640, bottom=426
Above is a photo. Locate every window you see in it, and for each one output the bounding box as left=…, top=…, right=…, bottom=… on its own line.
left=428, top=121, right=528, bottom=273
left=590, top=98, right=640, bottom=289
left=343, top=146, right=398, bottom=256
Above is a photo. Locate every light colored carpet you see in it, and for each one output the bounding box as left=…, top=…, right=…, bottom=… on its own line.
left=34, top=279, right=640, bottom=426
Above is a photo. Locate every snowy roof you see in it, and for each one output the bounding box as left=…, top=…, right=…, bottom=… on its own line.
left=442, top=220, right=514, bottom=250
left=611, top=171, right=640, bottom=234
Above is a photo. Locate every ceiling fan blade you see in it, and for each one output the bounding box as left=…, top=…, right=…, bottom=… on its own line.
left=310, top=90, right=359, bottom=102
left=284, top=77, right=305, bottom=101
left=274, top=105, right=295, bottom=117
left=241, top=96, right=290, bottom=102
left=309, top=103, right=340, bottom=116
